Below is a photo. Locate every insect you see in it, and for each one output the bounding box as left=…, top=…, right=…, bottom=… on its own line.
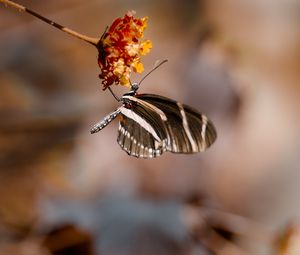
left=91, top=61, right=217, bottom=158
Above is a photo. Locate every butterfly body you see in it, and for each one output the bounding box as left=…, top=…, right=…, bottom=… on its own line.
left=91, top=84, right=217, bottom=158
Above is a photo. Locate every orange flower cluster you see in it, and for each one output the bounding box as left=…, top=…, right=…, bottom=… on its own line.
left=97, top=11, right=152, bottom=90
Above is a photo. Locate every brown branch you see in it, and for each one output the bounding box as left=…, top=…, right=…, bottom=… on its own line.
left=0, top=0, right=99, bottom=46
left=182, top=205, right=274, bottom=246
left=202, top=229, right=252, bottom=255
left=205, top=208, right=274, bottom=245
left=182, top=206, right=277, bottom=254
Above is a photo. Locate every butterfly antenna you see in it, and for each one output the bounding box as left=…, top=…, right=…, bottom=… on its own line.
left=1, top=0, right=99, bottom=46
left=138, top=59, right=168, bottom=86
left=108, top=87, right=120, bottom=102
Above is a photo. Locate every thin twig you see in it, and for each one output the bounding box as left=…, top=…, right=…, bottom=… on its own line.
left=183, top=206, right=276, bottom=253
left=202, top=229, right=252, bottom=255
left=204, top=208, right=274, bottom=245
left=0, top=0, right=99, bottom=46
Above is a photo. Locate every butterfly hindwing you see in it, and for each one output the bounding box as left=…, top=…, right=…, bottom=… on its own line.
left=117, top=104, right=168, bottom=158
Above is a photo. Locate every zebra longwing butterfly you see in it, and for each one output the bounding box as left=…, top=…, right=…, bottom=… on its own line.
left=90, top=83, right=217, bottom=158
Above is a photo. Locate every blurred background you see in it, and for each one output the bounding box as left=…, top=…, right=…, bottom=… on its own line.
left=1, top=0, right=300, bottom=254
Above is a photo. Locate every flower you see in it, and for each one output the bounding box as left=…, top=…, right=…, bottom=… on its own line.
left=97, top=11, right=152, bottom=90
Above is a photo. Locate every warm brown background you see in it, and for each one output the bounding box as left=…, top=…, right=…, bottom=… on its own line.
left=0, top=0, right=300, bottom=254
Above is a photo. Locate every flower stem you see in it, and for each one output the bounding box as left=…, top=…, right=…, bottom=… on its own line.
left=0, top=0, right=99, bottom=46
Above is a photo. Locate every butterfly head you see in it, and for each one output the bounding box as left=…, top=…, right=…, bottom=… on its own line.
left=131, top=82, right=139, bottom=92
left=123, top=82, right=139, bottom=97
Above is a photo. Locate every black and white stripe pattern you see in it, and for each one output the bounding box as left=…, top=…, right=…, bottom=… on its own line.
left=91, top=92, right=216, bottom=158
left=130, top=94, right=216, bottom=156
left=117, top=115, right=167, bottom=158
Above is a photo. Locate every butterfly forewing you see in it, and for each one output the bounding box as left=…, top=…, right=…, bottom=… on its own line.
left=135, top=94, right=217, bottom=153
left=184, top=106, right=217, bottom=151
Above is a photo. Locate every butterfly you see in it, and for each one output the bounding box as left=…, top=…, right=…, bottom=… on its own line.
left=90, top=65, right=217, bottom=158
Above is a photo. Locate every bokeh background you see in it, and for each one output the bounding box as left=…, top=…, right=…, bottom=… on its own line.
left=1, top=0, right=300, bottom=254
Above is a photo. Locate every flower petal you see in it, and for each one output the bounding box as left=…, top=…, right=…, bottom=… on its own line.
left=132, top=60, right=144, bottom=73
left=139, top=40, right=152, bottom=55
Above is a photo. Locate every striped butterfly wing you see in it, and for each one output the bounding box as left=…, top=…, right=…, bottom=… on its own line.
left=117, top=102, right=168, bottom=158
left=136, top=94, right=217, bottom=153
